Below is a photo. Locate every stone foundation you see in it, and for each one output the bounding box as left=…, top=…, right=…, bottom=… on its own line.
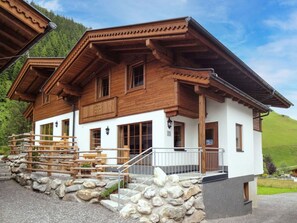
left=120, top=168, right=207, bottom=223
left=7, top=154, right=118, bottom=203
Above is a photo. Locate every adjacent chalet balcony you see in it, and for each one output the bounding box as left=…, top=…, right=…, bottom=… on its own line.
left=8, top=132, right=225, bottom=180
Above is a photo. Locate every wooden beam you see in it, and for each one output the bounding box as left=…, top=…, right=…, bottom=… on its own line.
left=89, top=43, right=119, bottom=65
left=195, top=85, right=225, bottom=103
left=198, top=94, right=206, bottom=174
left=15, top=91, right=36, bottom=102
left=146, top=39, right=173, bottom=65
left=30, top=67, right=48, bottom=79
left=57, top=82, right=82, bottom=97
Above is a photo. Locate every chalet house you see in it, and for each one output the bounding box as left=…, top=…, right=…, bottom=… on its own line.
left=0, top=0, right=55, bottom=73
left=7, top=17, right=292, bottom=218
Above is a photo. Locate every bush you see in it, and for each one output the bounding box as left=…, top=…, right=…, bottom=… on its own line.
left=263, top=154, right=277, bottom=175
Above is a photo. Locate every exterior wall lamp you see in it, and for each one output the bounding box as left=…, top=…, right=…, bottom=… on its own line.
left=55, top=121, right=58, bottom=128
left=105, top=126, right=110, bottom=135
left=167, top=117, right=172, bottom=129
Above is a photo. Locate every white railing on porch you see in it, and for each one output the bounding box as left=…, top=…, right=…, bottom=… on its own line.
left=117, top=147, right=224, bottom=209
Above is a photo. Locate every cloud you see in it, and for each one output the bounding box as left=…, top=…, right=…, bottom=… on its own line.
left=33, top=0, right=63, bottom=12
left=264, top=11, right=297, bottom=31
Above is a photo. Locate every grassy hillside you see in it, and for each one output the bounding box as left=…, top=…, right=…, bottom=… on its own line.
left=262, top=111, right=297, bottom=167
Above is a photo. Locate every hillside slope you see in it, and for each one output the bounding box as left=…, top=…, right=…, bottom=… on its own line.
left=262, top=111, right=297, bottom=167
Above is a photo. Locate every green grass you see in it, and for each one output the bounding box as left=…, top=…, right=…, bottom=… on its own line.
left=258, top=178, right=297, bottom=195
left=0, top=146, right=10, bottom=156
left=262, top=111, right=297, bottom=167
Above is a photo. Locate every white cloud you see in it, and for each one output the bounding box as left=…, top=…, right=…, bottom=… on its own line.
left=264, top=11, right=297, bottom=31
left=33, top=0, right=63, bottom=12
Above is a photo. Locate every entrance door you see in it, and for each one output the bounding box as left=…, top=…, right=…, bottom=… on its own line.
left=205, top=122, right=219, bottom=171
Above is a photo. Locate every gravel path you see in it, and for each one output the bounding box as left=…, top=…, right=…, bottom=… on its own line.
left=208, top=193, right=297, bottom=223
left=0, top=180, right=137, bottom=223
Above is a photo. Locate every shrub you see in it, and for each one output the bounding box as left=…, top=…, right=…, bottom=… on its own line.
left=263, top=154, right=277, bottom=175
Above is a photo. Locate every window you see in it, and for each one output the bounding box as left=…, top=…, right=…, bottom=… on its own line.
left=205, top=122, right=218, bottom=148
left=42, top=92, right=50, bottom=104
left=61, top=119, right=70, bottom=136
left=174, top=122, right=185, bottom=148
left=90, top=128, right=101, bottom=150
left=96, top=74, right=110, bottom=99
left=243, top=182, right=249, bottom=202
left=127, top=62, right=144, bottom=90
left=118, top=121, right=152, bottom=155
left=236, top=124, right=243, bottom=151
left=40, top=123, right=53, bottom=140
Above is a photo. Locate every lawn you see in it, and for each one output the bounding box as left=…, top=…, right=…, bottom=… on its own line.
left=258, top=178, right=297, bottom=195
left=0, top=146, right=10, bottom=156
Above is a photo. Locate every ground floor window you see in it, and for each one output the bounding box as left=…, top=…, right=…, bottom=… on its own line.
left=40, top=123, right=53, bottom=140
left=174, top=121, right=185, bottom=147
left=118, top=121, right=152, bottom=155
left=61, top=119, right=70, bottom=136
left=243, top=182, right=249, bottom=202
left=90, top=128, right=101, bottom=150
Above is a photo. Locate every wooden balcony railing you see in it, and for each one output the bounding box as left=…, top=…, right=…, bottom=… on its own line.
left=8, top=132, right=130, bottom=178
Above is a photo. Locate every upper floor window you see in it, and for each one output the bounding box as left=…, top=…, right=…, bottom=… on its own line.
left=236, top=123, right=243, bottom=151
left=127, top=62, right=145, bottom=90
left=42, top=92, right=50, bottom=104
left=96, top=74, right=110, bottom=99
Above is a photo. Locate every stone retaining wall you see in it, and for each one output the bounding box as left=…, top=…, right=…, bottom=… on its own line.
left=7, top=154, right=118, bottom=203
left=120, top=168, right=207, bottom=223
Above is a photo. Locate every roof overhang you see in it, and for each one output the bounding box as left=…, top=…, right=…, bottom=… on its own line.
left=0, top=0, right=56, bottom=73
left=43, top=17, right=292, bottom=109
left=7, top=57, right=63, bottom=102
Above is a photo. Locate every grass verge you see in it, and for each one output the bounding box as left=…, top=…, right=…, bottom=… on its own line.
left=258, top=178, right=297, bottom=195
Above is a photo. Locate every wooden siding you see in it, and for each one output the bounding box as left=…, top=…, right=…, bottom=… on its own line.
left=79, top=55, right=177, bottom=123
left=178, top=83, right=198, bottom=118
left=253, top=112, right=262, bottom=132
left=33, top=94, right=72, bottom=122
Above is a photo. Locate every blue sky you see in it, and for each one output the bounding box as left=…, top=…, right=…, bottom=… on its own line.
left=34, top=0, right=297, bottom=119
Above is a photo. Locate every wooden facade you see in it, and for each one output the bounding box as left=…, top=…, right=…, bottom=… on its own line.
left=0, top=0, right=55, bottom=73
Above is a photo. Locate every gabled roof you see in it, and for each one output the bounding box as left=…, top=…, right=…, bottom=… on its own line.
left=7, top=57, right=63, bottom=102
left=43, top=17, right=292, bottom=109
left=0, top=0, right=56, bottom=73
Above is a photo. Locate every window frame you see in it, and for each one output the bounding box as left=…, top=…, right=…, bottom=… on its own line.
left=243, top=182, right=249, bottom=202
left=174, top=121, right=185, bottom=149
left=236, top=123, right=243, bottom=152
left=126, top=61, right=145, bottom=92
left=96, top=71, right=110, bottom=100
left=40, top=123, right=53, bottom=141
left=61, top=119, right=70, bottom=136
left=42, top=92, right=50, bottom=105
left=90, top=128, right=101, bottom=150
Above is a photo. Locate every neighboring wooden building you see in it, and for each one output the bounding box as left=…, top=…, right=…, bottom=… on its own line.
left=8, top=17, right=292, bottom=218
left=0, top=0, right=55, bottom=73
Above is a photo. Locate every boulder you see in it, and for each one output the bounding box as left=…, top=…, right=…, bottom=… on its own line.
left=167, top=185, right=184, bottom=199
left=65, top=184, right=83, bottom=193
left=120, top=203, right=137, bottom=218
left=152, top=196, right=163, bottom=207
left=183, top=196, right=195, bottom=210
left=143, top=186, right=156, bottom=199
left=153, top=167, right=167, bottom=187
left=180, top=181, right=191, bottom=188
left=182, top=210, right=205, bottom=223
left=168, top=174, right=179, bottom=183
left=159, top=188, right=168, bottom=198
left=186, top=207, right=195, bottom=215
left=194, top=196, right=205, bottom=210
left=137, top=199, right=152, bottom=215
left=38, top=177, right=50, bottom=184
left=64, top=180, right=73, bottom=187
left=130, top=193, right=142, bottom=203
left=160, top=205, right=187, bottom=221
left=32, top=181, right=47, bottom=192
left=150, top=213, right=160, bottom=223
left=167, top=198, right=184, bottom=206
left=139, top=217, right=151, bottom=223
left=83, top=181, right=96, bottom=189
left=55, top=184, right=66, bottom=198
left=62, top=193, right=82, bottom=202
left=76, top=189, right=99, bottom=201
left=51, top=179, right=62, bottom=190
left=183, top=185, right=201, bottom=201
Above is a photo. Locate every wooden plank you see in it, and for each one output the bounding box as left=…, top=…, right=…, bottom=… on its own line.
left=26, top=168, right=73, bottom=174
left=146, top=39, right=173, bottom=64
left=194, top=85, right=225, bottom=103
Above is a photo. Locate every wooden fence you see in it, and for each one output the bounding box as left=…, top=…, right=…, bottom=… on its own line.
left=8, top=132, right=130, bottom=178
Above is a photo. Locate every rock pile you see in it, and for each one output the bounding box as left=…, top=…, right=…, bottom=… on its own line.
left=120, top=168, right=206, bottom=223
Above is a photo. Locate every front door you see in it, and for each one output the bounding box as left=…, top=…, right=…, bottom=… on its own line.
left=204, top=122, right=219, bottom=171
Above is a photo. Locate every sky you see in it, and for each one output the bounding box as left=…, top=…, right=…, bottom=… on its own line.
left=33, top=0, right=297, bottom=120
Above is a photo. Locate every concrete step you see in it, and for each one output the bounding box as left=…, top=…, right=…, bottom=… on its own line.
left=110, top=193, right=131, bottom=205
left=118, top=188, right=140, bottom=197
left=0, top=172, right=11, bottom=176
left=0, top=176, right=11, bottom=181
left=100, top=199, right=123, bottom=212
left=130, top=177, right=153, bottom=185
left=127, top=183, right=148, bottom=192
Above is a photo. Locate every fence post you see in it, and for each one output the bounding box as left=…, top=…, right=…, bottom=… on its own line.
left=48, top=146, right=53, bottom=177
left=62, top=133, right=67, bottom=148
left=27, top=131, right=33, bottom=173
left=71, top=145, right=79, bottom=178
left=11, top=134, right=16, bottom=154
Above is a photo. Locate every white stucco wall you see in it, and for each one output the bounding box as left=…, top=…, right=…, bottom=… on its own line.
left=253, top=130, right=263, bottom=175
left=225, top=99, right=254, bottom=178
